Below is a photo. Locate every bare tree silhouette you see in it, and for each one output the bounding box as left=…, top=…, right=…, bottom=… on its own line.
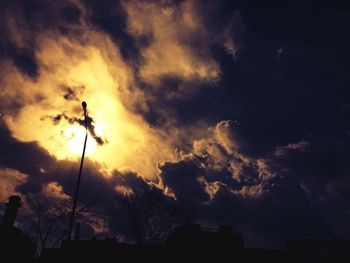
left=24, top=193, right=91, bottom=254
left=110, top=185, right=185, bottom=245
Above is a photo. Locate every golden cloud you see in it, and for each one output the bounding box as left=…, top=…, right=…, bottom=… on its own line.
left=123, top=0, right=221, bottom=85
left=0, top=168, right=27, bottom=201
left=1, top=30, right=176, bottom=179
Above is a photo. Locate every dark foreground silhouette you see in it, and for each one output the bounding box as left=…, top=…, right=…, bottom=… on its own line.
left=1, top=195, right=350, bottom=263
left=0, top=196, right=35, bottom=262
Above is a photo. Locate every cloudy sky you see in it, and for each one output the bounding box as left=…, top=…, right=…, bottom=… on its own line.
left=0, top=0, right=349, bottom=247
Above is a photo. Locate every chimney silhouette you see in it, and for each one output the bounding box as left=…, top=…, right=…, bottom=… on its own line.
left=3, top=195, right=21, bottom=228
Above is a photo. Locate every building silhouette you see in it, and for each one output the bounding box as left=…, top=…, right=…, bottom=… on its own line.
left=41, top=224, right=246, bottom=262
left=166, top=223, right=244, bottom=250
left=0, top=195, right=35, bottom=262
left=1, top=194, right=349, bottom=262
left=287, top=238, right=350, bottom=262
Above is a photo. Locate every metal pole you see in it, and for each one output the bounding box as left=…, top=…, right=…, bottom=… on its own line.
left=67, top=101, right=88, bottom=240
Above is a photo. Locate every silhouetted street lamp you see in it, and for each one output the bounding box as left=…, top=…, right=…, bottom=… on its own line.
left=67, top=101, right=88, bottom=240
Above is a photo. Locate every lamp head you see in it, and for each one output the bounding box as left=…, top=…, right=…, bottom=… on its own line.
left=82, top=101, right=87, bottom=109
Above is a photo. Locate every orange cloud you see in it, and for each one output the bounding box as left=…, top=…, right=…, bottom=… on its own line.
left=0, top=168, right=27, bottom=202
left=123, top=0, right=221, bottom=85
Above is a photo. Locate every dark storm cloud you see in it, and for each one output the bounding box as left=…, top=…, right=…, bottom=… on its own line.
left=274, top=134, right=350, bottom=238
left=159, top=156, right=209, bottom=203
left=202, top=177, right=331, bottom=248
left=225, top=0, right=350, bottom=241
left=0, top=119, right=52, bottom=178
left=150, top=2, right=350, bottom=242
left=129, top=0, right=350, bottom=159
left=110, top=170, right=150, bottom=191
left=82, top=0, right=140, bottom=63
left=128, top=2, right=244, bottom=129
left=158, top=120, right=332, bottom=247
left=8, top=47, right=38, bottom=78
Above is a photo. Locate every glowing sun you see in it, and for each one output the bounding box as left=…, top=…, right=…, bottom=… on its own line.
left=64, top=125, right=97, bottom=156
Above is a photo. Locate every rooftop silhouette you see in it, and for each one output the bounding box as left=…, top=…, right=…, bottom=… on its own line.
left=1, top=194, right=350, bottom=262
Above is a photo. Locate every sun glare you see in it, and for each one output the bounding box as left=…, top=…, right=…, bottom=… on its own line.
left=64, top=125, right=97, bottom=156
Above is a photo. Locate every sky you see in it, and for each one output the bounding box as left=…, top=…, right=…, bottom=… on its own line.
left=0, top=0, right=350, bottom=248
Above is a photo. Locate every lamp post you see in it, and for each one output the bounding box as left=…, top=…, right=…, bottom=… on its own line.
left=67, top=101, right=88, bottom=240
